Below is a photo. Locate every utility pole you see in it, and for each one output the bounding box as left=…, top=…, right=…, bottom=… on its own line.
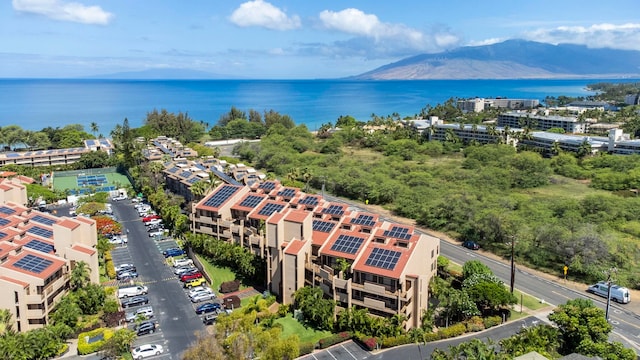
left=605, top=267, right=617, bottom=322
left=321, top=176, right=326, bottom=199
left=510, top=236, right=516, bottom=293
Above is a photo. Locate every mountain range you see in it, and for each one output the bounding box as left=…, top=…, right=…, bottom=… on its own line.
left=351, top=40, right=640, bottom=80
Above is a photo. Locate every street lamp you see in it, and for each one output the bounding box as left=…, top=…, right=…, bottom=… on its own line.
left=604, top=267, right=618, bottom=322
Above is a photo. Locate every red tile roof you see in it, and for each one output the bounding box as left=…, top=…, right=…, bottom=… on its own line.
left=284, top=239, right=306, bottom=255
left=71, top=244, right=96, bottom=256
left=284, top=210, right=309, bottom=224
left=0, top=275, right=29, bottom=288
left=3, top=249, right=66, bottom=280
left=58, top=219, right=80, bottom=230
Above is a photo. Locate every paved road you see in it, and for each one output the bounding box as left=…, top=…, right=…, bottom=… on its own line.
left=111, top=200, right=205, bottom=360
left=324, top=194, right=640, bottom=353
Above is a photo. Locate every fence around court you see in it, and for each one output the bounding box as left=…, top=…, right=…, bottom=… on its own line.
left=52, top=167, right=132, bottom=194
left=53, top=167, right=118, bottom=177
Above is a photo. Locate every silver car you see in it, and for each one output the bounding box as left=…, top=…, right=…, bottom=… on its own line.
left=190, top=292, right=216, bottom=303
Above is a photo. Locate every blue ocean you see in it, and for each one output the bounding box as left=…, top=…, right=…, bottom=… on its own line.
left=0, top=78, right=634, bottom=134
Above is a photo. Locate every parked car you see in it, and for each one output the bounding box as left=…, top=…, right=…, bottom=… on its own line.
left=189, top=289, right=214, bottom=301
left=188, top=286, right=212, bottom=297
left=115, top=263, right=135, bottom=273
left=180, top=272, right=203, bottom=282
left=112, top=194, right=127, bottom=201
left=117, top=285, right=147, bottom=299
left=117, top=271, right=139, bottom=280
left=191, top=291, right=216, bottom=303
left=145, top=219, right=163, bottom=227
left=121, top=296, right=149, bottom=308
left=173, top=258, right=194, bottom=267
left=131, top=344, right=163, bottom=359
left=142, top=215, right=161, bottom=223
left=184, top=277, right=207, bottom=289
left=163, top=248, right=185, bottom=257
left=148, top=230, right=165, bottom=238
left=195, top=302, right=221, bottom=314
left=203, top=313, right=218, bottom=325
left=125, top=306, right=154, bottom=322
left=462, top=241, right=480, bottom=250
left=135, top=321, right=158, bottom=336
left=174, top=266, right=197, bottom=276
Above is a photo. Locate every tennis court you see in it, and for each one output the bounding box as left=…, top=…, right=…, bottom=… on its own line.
left=52, top=168, right=131, bottom=195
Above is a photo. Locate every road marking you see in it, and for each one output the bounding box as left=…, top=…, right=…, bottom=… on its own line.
left=341, top=344, right=358, bottom=360
left=551, top=291, right=573, bottom=300
left=326, top=350, right=338, bottom=360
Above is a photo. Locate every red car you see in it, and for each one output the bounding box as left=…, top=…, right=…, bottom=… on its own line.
left=180, top=272, right=203, bottom=282
left=142, top=215, right=161, bottom=223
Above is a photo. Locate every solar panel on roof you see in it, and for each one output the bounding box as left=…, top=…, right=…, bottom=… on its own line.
left=0, top=232, right=7, bottom=239
left=312, top=220, right=336, bottom=233
left=323, top=205, right=344, bottom=216
left=277, top=188, right=296, bottom=198
left=299, top=196, right=319, bottom=206
left=258, top=181, right=276, bottom=191
left=258, top=203, right=284, bottom=216
left=351, top=214, right=375, bottom=227
left=383, top=226, right=412, bottom=240
left=24, top=239, right=54, bottom=253
left=365, top=248, right=401, bottom=270
left=32, top=215, right=56, bottom=226
left=330, top=234, right=364, bottom=254
left=14, top=254, right=53, bottom=274
left=28, top=226, right=53, bottom=238
left=203, top=185, right=239, bottom=208
left=6, top=153, right=19, bottom=158
left=0, top=206, right=15, bottom=215
left=186, top=177, right=200, bottom=184
left=0, top=218, right=9, bottom=226
left=240, top=195, right=263, bottom=208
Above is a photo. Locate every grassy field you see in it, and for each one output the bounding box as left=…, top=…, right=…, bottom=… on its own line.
left=516, top=175, right=609, bottom=200
left=195, top=254, right=244, bottom=295
left=275, top=314, right=331, bottom=344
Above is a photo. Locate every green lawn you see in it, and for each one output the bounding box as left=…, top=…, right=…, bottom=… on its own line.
left=275, top=314, right=331, bottom=344
left=195, top=254, right=241, bottom=295
left=512, top=288, right=549, bottom=311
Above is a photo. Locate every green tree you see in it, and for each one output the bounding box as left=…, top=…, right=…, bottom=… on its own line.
left=500, top=324, right=559, bottom=359
left=462, top=260, right=493, bottom=280
left=70, top=261, right=91, bottom=291
left=75, top=284, right=106, bottom=315
left=293, top=286, right=335, bottom=331
left=100, top=328, right=136, bottom=359
left=49, top=296, right=81, bottom=330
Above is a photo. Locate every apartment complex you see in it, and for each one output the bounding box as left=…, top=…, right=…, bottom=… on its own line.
left=0, top=177, right=98, bottom=332
left=498, top=112, right=587, bottom=133
left=458, top=98, right=539, bottom=113
left=142, top=136, right=198, bottom=161
left=191, top=182, right=439, bottom=329
left=0, top=139, right=114, bottom=168
left=405, top=117, right=522, bottom=145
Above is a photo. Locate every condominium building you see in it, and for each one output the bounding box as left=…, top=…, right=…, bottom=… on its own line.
left=404, top=117, right=522, bottom=145
left=498, top=112, right=587, bottom=133
left=457, top=98, right=539, bottom=113
left=0, top=177, right=98, bottom=332
left=191, top=182, right=439, bottom=330
left=0, top=139, right=113, bottom=167
left=142, top=136, right=198, bottom=161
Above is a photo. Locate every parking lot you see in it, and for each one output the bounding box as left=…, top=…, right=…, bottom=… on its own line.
left=299, top=340, right=371, bottom=360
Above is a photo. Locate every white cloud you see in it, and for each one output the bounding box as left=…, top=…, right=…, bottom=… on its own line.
left=317, top=8, right=459, bottom=55
left=467, top=37, right=505, bottom=47
left=229, top=0, right=300, bottom=31
left=12, top=0, right=113, bottom=25
left=523, top=23, right=640, bottom=50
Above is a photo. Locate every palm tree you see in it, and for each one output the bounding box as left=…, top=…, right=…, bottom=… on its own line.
left=190, top=180, right=209, bottom=200
left=70, top=261, right=91, bottom=290
left=208, top=172, right=221, bottom=192
left=90, top=122, right=99, bottom=138
left=577, top=139, right=592, bottom=159
left=0, top=309, right=14, bottom=337
left=551, top=141, right=562, bottom=156
left=301, top=168, right=313, bottom=192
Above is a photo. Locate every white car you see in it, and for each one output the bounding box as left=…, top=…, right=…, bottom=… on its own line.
left=173, top=258, right=193, bottom=267
left=131, top=344, right=163, bottom=359
left=149, top=230, right=164, bottom=238
left=112, top=194, right=127, bottom=201
left=191, top=292, right=216, bottom=303
left=115, top=263, right=135, bottom=272
left=187, top=286, right=211, bottom=297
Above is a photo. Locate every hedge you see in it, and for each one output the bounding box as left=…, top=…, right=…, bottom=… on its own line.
left=317, top=332, right=352, bottom=349
left=465, top=316, right=485, bottom=332
left=105, top=251, right=116, bottom=279
left=77, top=328, right=114, bottom=355
left=298, top=342, right=315, bottom=356
left=483, top=315, right=502, bottom=329
left=438, top=323, right=466, bottom=339
left=380, top=335, right=411, bottom=348
left=353, top=334, right=377, bottom=351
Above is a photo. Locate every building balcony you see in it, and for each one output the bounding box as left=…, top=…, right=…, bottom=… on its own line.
left=334, top=277, right=349, bottom=290
left=194, top=216, right=215, bottom=226
left=231, top=224, right=241, bottom=234
left=351, top=297, right=396, bottom=315
left=25, top=293, right=44, bottom=303
left=26, top=308, right=46, bottom=318
left=248, top=235, right=262, bottom=246
left=352, top=282, right=398, bottom=297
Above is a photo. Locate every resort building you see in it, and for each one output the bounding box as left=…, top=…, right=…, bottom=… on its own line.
left=498, top=112, right=587, bottom=134
left=0, top=177, right=98, bottom=332
left=191, top=182, right=439, bottom=330
left=0, top=139, right=113, bottom=168
left=404, top=117, right=522, bottom=145
left=142, top=136, right=198, bottom=161
left=457, top=98, right=539, bottom=113
left=519, top=132, right=608, bottom=156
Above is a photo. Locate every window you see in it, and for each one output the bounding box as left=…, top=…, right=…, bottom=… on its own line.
left=431, top=249, right=435, bottom=258
left=14, top=291, right=18, bottom=303
left=27, top=303, right=44, bottom=310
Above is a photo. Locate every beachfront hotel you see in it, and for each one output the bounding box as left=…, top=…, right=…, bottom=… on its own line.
left=0, top=176, right=98, bottom=332
left=190, top=181, right=438, bottom=330
left=0, top=139, right=113, bottom=168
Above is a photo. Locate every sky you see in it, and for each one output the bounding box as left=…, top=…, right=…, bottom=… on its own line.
left=2, top=0, right=640, bottom=79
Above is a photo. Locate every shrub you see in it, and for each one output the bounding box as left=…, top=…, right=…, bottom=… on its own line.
left=465, top=316, right=485, bottom=332
left=438, top=323, right=466, bottom=339
left=483, top=315, right=502, bottom=329
left=299, top=342, right=315, bottom=356
left=380, top=335, right=411, bottom=348
left=105, top=253, right=115, bottom=279
left=277, top=303, right=290, bottom=317
left=77, top=328, right=114, bottom=355
left=220, top=280, right=241, bottom=293
left=318, top=332, right=351, bottom=349
left=353, top=333, right=377, bottom=351
left=423, top=332, right=440, bottom=342
left=57, top=343, right=69, bottom=357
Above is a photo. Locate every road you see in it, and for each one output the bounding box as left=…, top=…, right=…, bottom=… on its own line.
left=324, top=194, right=640, bottom=353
